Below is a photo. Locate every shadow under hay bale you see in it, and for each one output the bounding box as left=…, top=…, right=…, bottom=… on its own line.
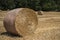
left=3, top=8, right=38, bottom=36
left=1, top=32, right=22, bottom=37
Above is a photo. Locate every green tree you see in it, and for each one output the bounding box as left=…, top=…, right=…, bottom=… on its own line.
left=0, top=0, right=15, bottom=10
left=0, top=0, right=60, bottom=11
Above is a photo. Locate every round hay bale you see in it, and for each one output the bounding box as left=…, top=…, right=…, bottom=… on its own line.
left=0, top=10, right=2, bottom=12
left=36, top=11, right=43, bottom=15
left=3, top=8, right=38, bottom=36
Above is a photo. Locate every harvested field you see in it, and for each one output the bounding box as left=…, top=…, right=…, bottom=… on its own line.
left=0, top=11, right=60, bottom=40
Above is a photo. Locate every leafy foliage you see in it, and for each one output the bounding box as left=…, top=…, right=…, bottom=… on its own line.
left=0, top=0, right=60, bottom=11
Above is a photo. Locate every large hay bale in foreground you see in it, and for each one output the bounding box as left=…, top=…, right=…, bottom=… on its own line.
left=3, top=8, right=38, bottom=36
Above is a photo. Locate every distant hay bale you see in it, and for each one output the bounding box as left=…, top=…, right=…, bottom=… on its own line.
left=0, top=10, right=2, bottom=12
left=3, top=8, right=38, bottom=36
left=36, top=11, right=43, bottom=15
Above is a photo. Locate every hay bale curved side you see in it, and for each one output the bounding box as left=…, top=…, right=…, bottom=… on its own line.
left=3, top=8, right=38, bottom=36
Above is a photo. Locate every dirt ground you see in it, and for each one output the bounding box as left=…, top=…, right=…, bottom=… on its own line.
left=0, top=11, right=60, bottom=40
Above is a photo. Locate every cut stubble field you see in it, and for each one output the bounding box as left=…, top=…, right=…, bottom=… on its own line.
left=0, top=11, right=60, bottom=40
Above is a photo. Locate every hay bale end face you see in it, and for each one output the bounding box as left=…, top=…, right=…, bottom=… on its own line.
left=3, top=8, right=38, bottom=36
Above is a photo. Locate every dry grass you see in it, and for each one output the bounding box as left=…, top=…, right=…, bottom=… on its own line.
left=0, top=11, right=60, bottom=40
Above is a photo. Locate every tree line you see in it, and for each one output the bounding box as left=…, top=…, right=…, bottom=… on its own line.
left=0, top=0, right=60, bottom=11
